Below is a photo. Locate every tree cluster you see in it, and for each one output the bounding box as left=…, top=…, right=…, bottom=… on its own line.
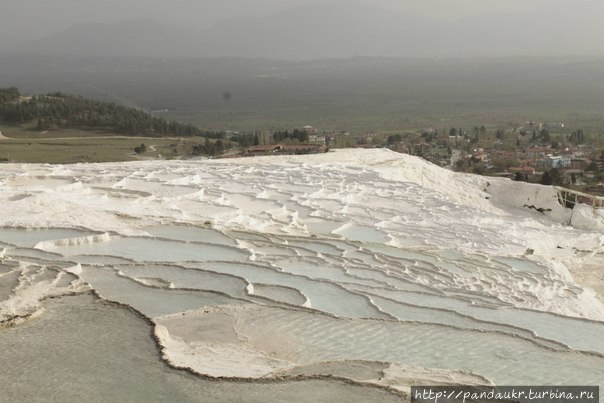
left=0, top=87, right=221, bottom=138
left=272, top=129, right=309, bottom=143
left=192, top=138, right=225, bottom=157
left=420, top=130, right=439, bottom=143
left=387, top=134, right=403, bottom=145
left=530, top=129, right=551, bottom=143
left=229, top=133, right=256, bottom=147
left=0, top=87, right=20, bottom=104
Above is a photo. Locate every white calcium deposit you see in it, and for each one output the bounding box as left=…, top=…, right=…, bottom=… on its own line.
left=1, top=148, right=603, bottom=390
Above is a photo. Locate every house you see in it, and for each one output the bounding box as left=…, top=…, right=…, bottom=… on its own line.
left=544, top=122, right=565, bottom=129
left=281, top=144, right=328, bottom=154
left=492, top=150, right=515, bottom=160
left=242, top=143, right=328, bottom=157
left=302, top=126, right=318, bottom=134
left=570, top=158, right=590, bottom=169
left=521, top=146, right=550, bottom=160
left=245, top=145, right=282, bottom=156
left=532, top=155, right=572, bottom=169
left=307, top=134, right=326, bottom=144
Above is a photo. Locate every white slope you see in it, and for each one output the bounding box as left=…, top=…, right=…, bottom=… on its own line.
left=1, top=148, right=604, bottom=389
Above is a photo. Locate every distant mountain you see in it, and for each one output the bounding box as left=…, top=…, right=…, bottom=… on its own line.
left=16, top=19, right=198, bottom=58
left=10, top=1, right=604, bottom=59
left=0, top=34, right=32, bottom=52
left=196, top=2, right=438, bottom=59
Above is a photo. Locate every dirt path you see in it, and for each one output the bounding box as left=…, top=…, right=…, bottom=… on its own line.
left=0, top=131, right=180, bottom=142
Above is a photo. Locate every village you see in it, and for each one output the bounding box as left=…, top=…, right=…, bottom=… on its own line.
left=230, top=122, right=604, bottom=197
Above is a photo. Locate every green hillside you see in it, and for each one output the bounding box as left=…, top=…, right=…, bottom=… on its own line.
left=0, top=87, right=230, bottom=163
left=0, top=87, right=219, bottom=137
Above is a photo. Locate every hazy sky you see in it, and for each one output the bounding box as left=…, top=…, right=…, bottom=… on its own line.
left=1, top=0, right=601, bottom=59
left=0, top=0, right=553, bottom=39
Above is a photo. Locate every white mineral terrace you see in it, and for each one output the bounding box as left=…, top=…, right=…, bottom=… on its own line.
left=1, top=149, right=604, bottom=396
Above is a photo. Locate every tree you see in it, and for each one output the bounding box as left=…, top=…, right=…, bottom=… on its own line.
left=387, top=134, right=402, bottom=145
left=570, top=129, right=585, bottom=145
left=134, top=143, right=147, bottom=154
left=586, top=161, right=599, bottom=172
left=204, top=136, right=215, bottom=156
left=541, top=168, right=564, bottom=186
left=214, top=139, right=224, bottom=155
left=570, top=173, right=577, bottom=185
left=480, top=125, right=487, bottom=138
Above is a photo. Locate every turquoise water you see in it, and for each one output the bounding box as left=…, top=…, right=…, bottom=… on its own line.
left=3, top=223, right=603, bottom=393
left=53, top=237, right=250, bottom=263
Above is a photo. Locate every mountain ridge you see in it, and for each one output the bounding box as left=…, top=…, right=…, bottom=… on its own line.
left=8, top=0, right=604, bottom=59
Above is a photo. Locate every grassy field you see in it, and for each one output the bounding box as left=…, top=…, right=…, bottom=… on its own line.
left=0, top=124, right=208, bottom=164
left=176, top=105, right=604, bottom=136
